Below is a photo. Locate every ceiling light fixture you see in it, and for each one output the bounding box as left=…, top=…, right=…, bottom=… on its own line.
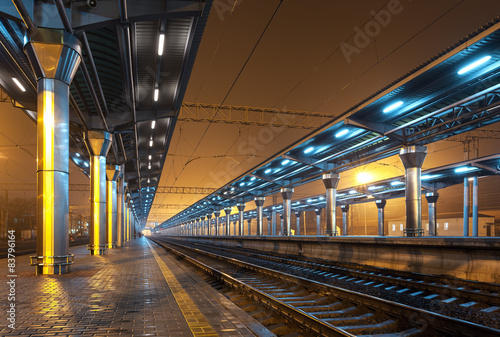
left=383, top=100, right=404, bottom=113
left=151, top=120, right=156, bottom=129
left=335, top=129, right=349, bottom=138
left=12, top=78, right=26, bottom=92
left=149, top=139, right=153, bottom=147
left=458, top=55, right=491, bottom=75
left=158, top=33, right=165, bottom=56
left=148, top=155, right=152, bottom=160
left=154, top=89, right=159, bottom=102
left=304, top=146, right=314, bottom=154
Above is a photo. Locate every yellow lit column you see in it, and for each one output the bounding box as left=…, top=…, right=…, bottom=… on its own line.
left=85, top=131, right=112, bottom=255
left=106, top=165, right=119, bottom=249
left=116, top=168, right=125, bottom=247
left=24, top=28, right=81, bottom=275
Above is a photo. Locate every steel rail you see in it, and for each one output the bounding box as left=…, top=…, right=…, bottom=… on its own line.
left=150, top=237, right=500, bottom=337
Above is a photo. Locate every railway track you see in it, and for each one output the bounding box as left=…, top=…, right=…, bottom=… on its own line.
left=169, top=238, right=500, bottom=312
left=149, top=236, right=500, bottom=337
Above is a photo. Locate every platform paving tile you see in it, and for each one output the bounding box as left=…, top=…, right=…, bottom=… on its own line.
left=0, top=238, right=269, bottom=336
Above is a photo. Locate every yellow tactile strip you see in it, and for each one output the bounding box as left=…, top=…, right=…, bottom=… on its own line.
left=148, top=241, right=218, bottom=337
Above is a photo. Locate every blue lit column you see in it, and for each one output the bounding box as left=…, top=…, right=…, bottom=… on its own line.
left=295, top=211, right=301, bottom=235
left=375, top=200, right=386, bottom=236
left=399, top=146, right=427, bottom=237
left=237, top=203, right=245, bottom=236
left=281, top=188, right=294, bottom=236
left=472, top=176, right=479, bottom=237
left=340, top=204, right=349, bottom=236
left=322, top=173, right=340, bottom=236
left=271, top=209, right=277, bottom=235
left=315, top=208, right=322, bottom=235
left=247, top=218, right=252, bottom=235
left=425, top=193, right=438, bottom=236
left=214, top=210, right=220, bottom=235
left=25, top=28, right=81, bottom=275
left=463, top=177, right=469, bottom=237
left=224, top=207, right=232, bottom=235
left=254, top=197, right=265, bottom=236
left=206, top=213, right=212, bottom=236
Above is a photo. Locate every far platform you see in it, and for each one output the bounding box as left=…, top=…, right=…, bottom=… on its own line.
left=167, top=235, right=500, bottom=284
left=0, top=237, right=272, bottom=336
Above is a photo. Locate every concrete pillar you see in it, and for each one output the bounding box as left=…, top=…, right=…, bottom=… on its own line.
left=281, top=188, right=294, bottom=236
left=472, top=176, right=479, bottom=237
left=224, top=207, right=231, bottom=236
left=106, top=165, right=120, bottom=249
left=246, top=218, right=251, bottom=235
left=315, top=208, right=322, bottom=235
left=214, top=210, right=220, bottom=236
left=341, top=204, right=349, bottom=236
left=254, top=197, right=265, bottom=236
left=266, top=213, right=271, bottom=235
left=85, top=130, right=113, bottom=255
left=322, top=173, right=340, bottom=236
left=116, top=167, right=125, bottom=247
left=294, top=211, right=301, bottom=235
left=25, top=28, right=82, bottom=274
left=206, top=213, right=212, bottom=236
left=237, top=203, right=245, bottom=236
left=200, top=216, right=206, bottom=236
left=463, top=177, right=469, bottom=237
left=399, top=145, right=427, bottom=237
left=375, top=200, right=386, bottom=236
left=425, top=193, right=439, bottom=236
left=271, top=210, right=277, bottom=235
left=232, top=219, right=237, bottom=235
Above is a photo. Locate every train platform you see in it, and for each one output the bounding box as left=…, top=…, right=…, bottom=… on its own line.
left=0, top=237, right=272, bottom=336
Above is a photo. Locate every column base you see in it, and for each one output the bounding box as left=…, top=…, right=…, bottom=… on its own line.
left=87, top=245, right=108, bottom=255
left=403, top=228, right=424, bottom=237
left=325, top=230, right=338, bottom=236
left=30, top=255, right=74, bottom=275
left=107, top=242, right=117, bottom=249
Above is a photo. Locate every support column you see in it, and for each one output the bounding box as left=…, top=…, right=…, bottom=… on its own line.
left=206, top=213, right=212, bottom=236
left=116, top=168, right=125, bottom=247
left=294, top=211, right=301, bottom=235
left=237, top=203, right=245, bottom=236
left=247, top=218, right=252, bottom=235
left=255, top=197, right=265, bottom=236
left=322, top=173, right=340, bottom=236
left=340, top=204, right=349, bottom=236
left=200, top=216, right=206, bottom=236
left=472, top=176, right=479, bottom=237
left=375, top=200, right=386, bottom=236
left=425, top=193, right=439, bottom=236
left=281, top=188, right=294, bottom=236
left=266, top=213, right=271, bottom=235
left=315, top=208, right=322, bottom=235
left=463, top=177, right=469, bottom=237
left=106, top=165, right=119, bottom=249
left=399, top=146, right=427, bottom=237
left=214, top=210, right=220, bottom=236
left=271, top=210, right=277, bottom=235
left=233, top=219, right=237, bottom=235
left=224, top=207, right=232, bottom=236
left=85, top=130, right=112, bottom=254
left=25, top=28, right=82, bottom=274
